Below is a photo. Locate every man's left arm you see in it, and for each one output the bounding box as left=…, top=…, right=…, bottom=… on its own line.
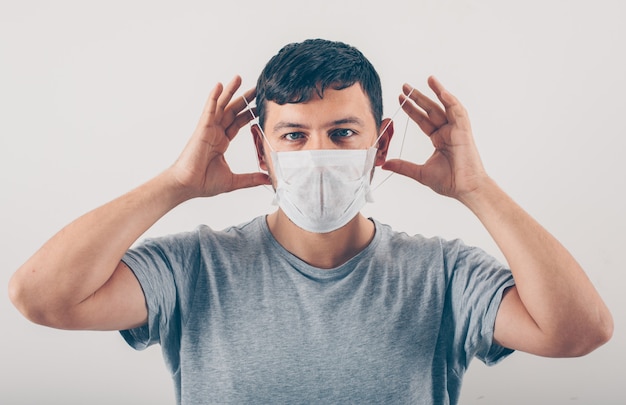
left=382, top=76, right=613, bottom=357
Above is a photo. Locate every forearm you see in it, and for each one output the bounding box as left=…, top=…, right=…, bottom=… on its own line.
left=392, top=76, right=611, bottom=354
left=9, top=170, right=188, bottom=318
left=460, top=177, right=613, bottom=350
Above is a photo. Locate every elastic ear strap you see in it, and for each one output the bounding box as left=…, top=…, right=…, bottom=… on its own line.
left=242, top=95, right=276, bottom=196
left=242, top=95, right=275, bottom=152
left=374, top=87, right=415, bottom=146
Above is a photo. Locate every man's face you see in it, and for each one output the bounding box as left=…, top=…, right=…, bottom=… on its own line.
left=253, top=83, right=390, bottom=180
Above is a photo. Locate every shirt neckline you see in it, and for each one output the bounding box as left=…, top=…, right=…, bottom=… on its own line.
left=257, top=216, right=383, bottom=281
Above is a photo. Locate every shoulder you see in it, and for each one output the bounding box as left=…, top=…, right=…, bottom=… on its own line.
left=371, top=219, right=506, bottom=277
left=142, top=216, right=266, bottom=248
left=372, top=218, right=463, bottom=257
left=123, top=217, right=268, bottom=273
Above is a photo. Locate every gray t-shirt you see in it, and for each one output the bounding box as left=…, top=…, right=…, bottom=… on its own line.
left=121, top=216, right=515, bottom=404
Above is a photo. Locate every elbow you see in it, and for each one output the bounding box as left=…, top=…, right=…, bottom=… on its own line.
left=553, top=310, right=614, bottom=358
left=9, top=271, right=68, bottom=329
left=578, top=311, right=614, bottom=356
left=9, top=272, right=46, bottom=326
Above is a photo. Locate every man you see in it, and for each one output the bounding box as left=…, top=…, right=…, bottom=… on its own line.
left=9, top=39, right=612, bottom=404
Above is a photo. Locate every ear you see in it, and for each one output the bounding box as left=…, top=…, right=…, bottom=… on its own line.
left=374, top=118, right=394, bottom=166
left=250, top=124, right=268, bottom=172
left=251, top=124, right=269, bottom=171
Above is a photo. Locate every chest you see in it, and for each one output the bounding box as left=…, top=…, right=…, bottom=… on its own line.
left=179, top=266, right=447, bottom=402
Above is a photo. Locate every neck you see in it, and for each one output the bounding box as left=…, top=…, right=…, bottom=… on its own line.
left=266, top=210, right=375, bottom=269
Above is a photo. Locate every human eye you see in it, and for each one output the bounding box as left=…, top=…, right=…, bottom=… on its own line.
left=330, top=128, right=356, bottom=139
left=282, top=132, right=306, bottom=142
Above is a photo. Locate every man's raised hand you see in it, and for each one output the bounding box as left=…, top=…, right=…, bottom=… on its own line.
left=169, top=76, right=270, bottom=200
left=382, top=76, right=488, bottom=202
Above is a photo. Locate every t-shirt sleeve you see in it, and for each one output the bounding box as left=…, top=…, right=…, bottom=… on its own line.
left=445, top=240, right=516, bottom=367
left=118, top=228, right=201, bottom=368
left=119, top=239, right=178, bottom=350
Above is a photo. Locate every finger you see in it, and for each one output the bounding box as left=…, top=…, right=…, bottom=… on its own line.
left=215, top=76, right=243, bottom=122
left=427, top=76, right=455, bottom=108
left=427, top=76, right=470, bottom=130
left=225, top=109, right=256, bottom=141
left=228, top=172, right=272, bottom=192
left=247, top=106, right=258, bottom=120
left=226, top=86, right=256, bottom=118
left=381, top=159, right=425, bottom=185
left=399, top=93, right=438, bottom=136
left=239, top=87, right=257, bottom=112
left=222, top=86, right=257, bottom=130
left=198, top=82, right=224, bottom=127
left=402, top=83, right=447, bottom=128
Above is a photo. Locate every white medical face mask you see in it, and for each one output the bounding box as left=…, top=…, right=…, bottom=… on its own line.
left=270, top=147, right=377, bottom=233
left=243, top=88, right=413, bottom=233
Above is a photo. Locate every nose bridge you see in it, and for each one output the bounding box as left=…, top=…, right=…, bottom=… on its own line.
left=306, top=129, right=335, bottom=150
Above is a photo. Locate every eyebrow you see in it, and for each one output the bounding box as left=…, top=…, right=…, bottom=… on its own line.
left=272, top=116, right=366, bottom=133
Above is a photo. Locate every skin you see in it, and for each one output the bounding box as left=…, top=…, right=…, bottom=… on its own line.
left=9, top=75, right=613, bottom=358
left=251, top=84, right=394, bottom=269
left=386, top=77, right=613, bottom=356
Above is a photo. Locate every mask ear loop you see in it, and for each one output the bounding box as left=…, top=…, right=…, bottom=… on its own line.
left=242, top=96, right=277, bottom=196
left=242, top=95, right=274, bottom=152
left=371, top=87, right=415, bottom=191
left=372, top=87, right=414, bottom=148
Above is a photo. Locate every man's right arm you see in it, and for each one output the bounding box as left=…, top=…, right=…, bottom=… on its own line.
left=9, top=173, right=188, bottom=331
left=8, top=76, right=270, bottom=331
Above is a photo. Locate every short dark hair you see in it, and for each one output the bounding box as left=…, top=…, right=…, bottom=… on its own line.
left=255, top=39, right=383, bottom=130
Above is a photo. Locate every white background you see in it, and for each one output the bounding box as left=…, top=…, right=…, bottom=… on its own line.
left=1, top=0, right=624, bottom=403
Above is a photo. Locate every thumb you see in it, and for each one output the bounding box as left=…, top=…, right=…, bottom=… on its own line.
left=228, top=172, right=272, bottom=192
left=382, top=159, right=425, bottom=185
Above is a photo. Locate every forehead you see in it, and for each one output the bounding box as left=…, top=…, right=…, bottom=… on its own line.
left=264, top=84, right=377, bottom=130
